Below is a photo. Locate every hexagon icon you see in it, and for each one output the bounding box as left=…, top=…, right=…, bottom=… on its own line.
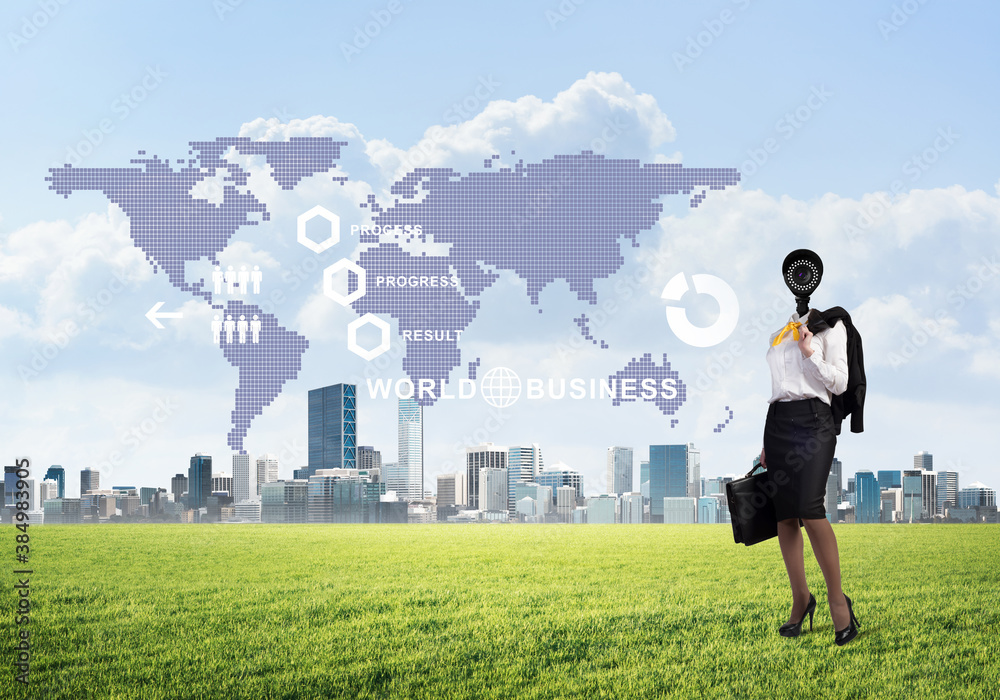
left=347, top=313, right=390, bottom=361
left=297, top=205, right=340, bottom=253
left=323, top=258, right=367, bottom=306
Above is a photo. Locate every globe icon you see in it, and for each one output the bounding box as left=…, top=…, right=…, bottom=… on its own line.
left=480, top=367, right=522, bottom=408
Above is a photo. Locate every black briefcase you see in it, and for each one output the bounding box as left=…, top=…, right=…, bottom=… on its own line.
left=726, top=465, right=778, bottom=546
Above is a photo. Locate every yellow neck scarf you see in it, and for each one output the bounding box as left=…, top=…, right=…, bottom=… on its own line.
left=772, top=321, right=802, bottom=347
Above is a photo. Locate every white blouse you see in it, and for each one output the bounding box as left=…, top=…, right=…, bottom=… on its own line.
left=766, top=310, right=849, bottom=405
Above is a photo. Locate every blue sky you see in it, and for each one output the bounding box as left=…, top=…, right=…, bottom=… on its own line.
left=1, top=0, right=999, bottom=499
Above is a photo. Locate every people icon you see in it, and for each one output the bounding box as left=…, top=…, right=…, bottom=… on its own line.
left=212, top=266, right=223, bottom=295
left=225, top=265, right=237, bottom=294
left=250, top=314, right=262, bottom=343
left=251, top=265, right=263, bottom=294
left=211, top=314, right=222, bottom=344
left=224, top=314, right=235, bottom=343
left=238, top=265, right=250, bottom=295
left=237, top=314, right=248, bottom=344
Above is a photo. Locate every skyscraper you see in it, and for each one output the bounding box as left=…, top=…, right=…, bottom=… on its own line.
left=233, top=453, right=251, bottom=504
left=686, top=444, right=701, bottom=499
left=648, top=445, right=695, bottom=523
left=398, top=397, right=423, bottom=502
left=902, top=470, right=923, bottom=522
left=606, top=446, right=633, bottom=496
left=358, top=446, right=382, bottom=472
left=914, top=451, right=933, bottom=471
left=80, top=468, right=99, bottom=495
left=188, top=453, right=213, bottom=509
left=171, top=473, right=188, bottom=504
left=466, top=443, right=507, bottom=510
left=382, top=462, right=405, bottom=499
left=481, top=467, right=508, bottom=513
left=936, top=470, right=959, bottom=515
left=831, top=457, right=843, bottom=503
left=437, top=472, right=467, bottom=507
left=507, top=444, right=543, bottom=518
left=855, top=471, right=880, bottom=523
left=45, top=465, right=65, bottom=499
left=877, top=470, right=901, bottom=491
left=39, top=479, right=59, bottom=505
left=256, top=454, right=279, bottom=496
left=825, top=470, right=839, bottom=522
left=921, top=470, right=937, bottom=519
left=300, top=383, right=357, bottom=480
left=535, top=463, right=583, bottom=508
left=957, top=482, right=996, bottom=509
left=211, top=472, right=233, bottom=496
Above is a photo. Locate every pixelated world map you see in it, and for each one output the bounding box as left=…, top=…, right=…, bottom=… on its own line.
left=47, top=137, right=740, bottom=452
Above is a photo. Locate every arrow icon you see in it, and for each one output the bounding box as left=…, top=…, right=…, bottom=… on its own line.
left=146, top=302, right=183, bottom=329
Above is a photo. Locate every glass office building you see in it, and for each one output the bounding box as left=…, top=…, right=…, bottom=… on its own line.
left=855, top=471, right=880, bottom=523
left=188, top=454, right=213, bottom=509
left=648, top=445, right=693, bottom=523
left=299, top=383, right=357, bottom=480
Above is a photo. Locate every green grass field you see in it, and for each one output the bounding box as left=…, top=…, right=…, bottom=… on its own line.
left=3, top=524, right=998, bottom=699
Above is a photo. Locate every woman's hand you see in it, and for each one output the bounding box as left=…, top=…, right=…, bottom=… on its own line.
left=759, top=447, right=766, bottom=469
left=797, top=324, right=814, bottom=358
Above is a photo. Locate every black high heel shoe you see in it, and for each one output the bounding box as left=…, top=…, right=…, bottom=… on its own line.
left=834, top=594, right=861, bottom=646
left=779, top=593, right=816, bottom=637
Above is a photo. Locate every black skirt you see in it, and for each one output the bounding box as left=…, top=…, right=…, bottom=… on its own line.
left=763, top=397, right=837, bottom=521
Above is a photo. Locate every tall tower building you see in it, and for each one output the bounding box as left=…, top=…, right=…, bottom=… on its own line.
left=648, top=445, right=696, bottom=522
left=686, top=443, right=701, bottom=499
left=171, top=473, right=188, bottom=504
left=855, top=471, right=880, bottom=523
left=466, top=443, right=507, bottom=510
left=507, top=444, right=543, bottom=518
left=921, top=470, right=937, bottom=519
left=535, top=463, right=583, bottom=508
left=902, top=469, right=923, bottom=522
left=398, top=397, right=423, bottom=502
left=358, top=446, right=382, bottom=472
left=188, top=453, right=213, bottom=509
left=383, top=462, right=405, bottom=499
left=45, top=466, right=65, bottom=499
left=831, top=457, right=843, bottom=503
left=80, top=468, right=99, bottom=495
left=256, top=454, right=279, bottom=496
left=481, top=467, right=509, bottom=513
left=300, top=383, right=357, bottom=480
left=936, top=470, right=959, bottom=515
left=233, top=453, right=252, bottom=504
left=39, top=479, right=59, bottom=505
left=914, top=451, right=933, bottom=471
left=606, top=447, right=633, bottom=496
left=437, top=472, right=467, bottom=507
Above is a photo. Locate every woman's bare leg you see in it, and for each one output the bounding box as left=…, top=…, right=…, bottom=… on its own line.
left=777, top=518, right=811, bottom=623
left=802, top=517, right=850, bottom=630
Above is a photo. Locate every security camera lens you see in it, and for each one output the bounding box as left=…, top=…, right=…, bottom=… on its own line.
left=793, top=263, right=812, bottom=285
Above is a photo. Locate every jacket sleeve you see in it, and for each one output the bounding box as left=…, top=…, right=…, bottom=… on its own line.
left=803, top=320, right=849, bottom=396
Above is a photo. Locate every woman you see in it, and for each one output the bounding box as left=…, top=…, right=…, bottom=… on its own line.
left=759, top=307, right=861, bottom=646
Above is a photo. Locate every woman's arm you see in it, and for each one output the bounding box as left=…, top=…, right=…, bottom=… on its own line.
left=798, top=320, right=849, bottom=395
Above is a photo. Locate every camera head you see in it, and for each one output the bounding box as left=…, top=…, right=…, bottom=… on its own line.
left=782, top=249, right=823, bottom=318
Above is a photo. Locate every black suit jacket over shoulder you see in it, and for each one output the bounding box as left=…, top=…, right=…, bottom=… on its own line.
left=807, top=306, right=866, bottom=435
